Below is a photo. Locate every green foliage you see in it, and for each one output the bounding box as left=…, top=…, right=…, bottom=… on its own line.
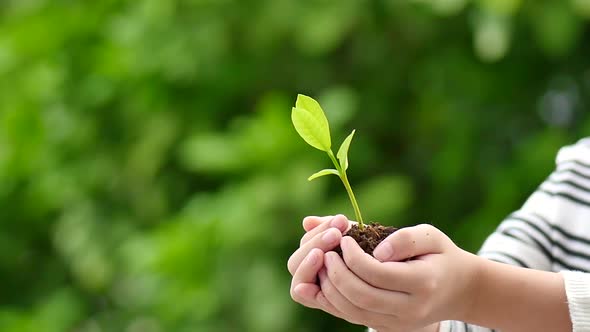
left=0, top=1, right=589, bottom=332
left=308, top=169, right=340, bottom=181
left=292, top=95, right=365, bottom=227
left=292, top=96, right=332, bottom=152
left=337, top=130, right=356, bottom=172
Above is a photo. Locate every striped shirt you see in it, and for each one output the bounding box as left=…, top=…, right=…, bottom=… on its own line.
left=373, top=138, right=590, bottom=332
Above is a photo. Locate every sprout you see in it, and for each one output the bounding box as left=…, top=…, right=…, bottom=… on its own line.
left=291, top=94, right=365, bottom=229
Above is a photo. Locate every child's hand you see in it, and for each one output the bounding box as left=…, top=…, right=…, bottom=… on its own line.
left=288, top=215, right=365, bottom=319
left=287, top=215, right=349, bottom=309
left=287, top=215, right=350, bottom=277
left=317, top=224, right=478, bottom=331
left=289, top=217, right=453, bottom=331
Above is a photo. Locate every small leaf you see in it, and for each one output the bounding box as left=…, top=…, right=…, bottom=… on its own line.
left=291, top=94, right=331, bottom=151
left=337, top=129, right=355, bottom=171
left=307, top=169, right=339, bottom=181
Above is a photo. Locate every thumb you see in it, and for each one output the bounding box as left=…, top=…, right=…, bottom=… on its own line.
left=373, top=224, right=446, bottom=262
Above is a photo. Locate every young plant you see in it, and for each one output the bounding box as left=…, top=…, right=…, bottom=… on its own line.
left=291, top=94, right=365, bottom=230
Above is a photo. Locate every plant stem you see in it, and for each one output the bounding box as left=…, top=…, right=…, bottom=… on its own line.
left=340, top=171, right=364, bottom=229
left=327, top=150, right=365, bottom=229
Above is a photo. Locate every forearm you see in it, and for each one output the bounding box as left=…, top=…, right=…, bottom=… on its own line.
left=463, top=256, right=571, bottom=332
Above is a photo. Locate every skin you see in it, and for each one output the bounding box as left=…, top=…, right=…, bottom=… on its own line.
left=288, top=215, right=572, bottom=332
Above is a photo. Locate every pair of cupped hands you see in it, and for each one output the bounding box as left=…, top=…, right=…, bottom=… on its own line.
left=287, top=215, right=478, bottom=332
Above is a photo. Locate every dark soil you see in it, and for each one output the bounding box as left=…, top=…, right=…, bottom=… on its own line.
left=335, top=222, right=398, bottom=256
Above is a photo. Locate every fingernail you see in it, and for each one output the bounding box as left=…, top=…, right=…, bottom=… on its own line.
left=322, top=228, right=339, bottom=244
left=340, top=236, right=351, bottom=251
left=374, top=242, right=393, bottom=261
left=330, top=216, right=347, bottom=231
left=324, top=252, right=333, bottom=267
left=306, top=250, right=318, bottom=266
left=294, top=284, right=305, bottom=297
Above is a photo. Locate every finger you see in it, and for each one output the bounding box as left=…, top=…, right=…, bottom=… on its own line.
left=315, top=288, right=349, bottom=320
left=288, top=228, right=343, bottom=275
left=302, top=216, right=332, bottom=232
left=318, top=269, right=370, bottom=325
left=292, top=248, right=323, bottom=284
left=293, top=281, right=349, bottom=320
left=324, top=251, right=409, bottom=315
left=291, top=249, right=324, bottom=309
left=290, top=253, right=350, bottom=321
left=300, top=214, right=349, bottom=246
left=292, top=283, right=321, bottom=309
left=319, top=269, right=395, bottom=327
left=291, top=248, right=323, bottom=293
left=373, top=224, right=446, bottom=262
left=340, top=236, right=418, bottom=292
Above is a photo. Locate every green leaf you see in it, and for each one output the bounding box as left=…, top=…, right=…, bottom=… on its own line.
left=337, top=129, right=355, bottom=171
left=307, top=169, right=339, bottom=181
left=291, top=95, right=331, bottom=151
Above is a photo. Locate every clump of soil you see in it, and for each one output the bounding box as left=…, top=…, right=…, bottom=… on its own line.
left=336, top=222, right=398, bottom=256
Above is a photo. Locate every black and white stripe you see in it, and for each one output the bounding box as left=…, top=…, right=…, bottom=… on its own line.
left=436, top=139, right=590, bottom=332
left=372, top=140, right=590, bottom=332
left=534, top=157, right=590, bottom=207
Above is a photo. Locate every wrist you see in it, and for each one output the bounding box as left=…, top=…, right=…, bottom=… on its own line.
left=459, top=258, right=571, bottom=331
left=453, top=250, right=486, bottom=323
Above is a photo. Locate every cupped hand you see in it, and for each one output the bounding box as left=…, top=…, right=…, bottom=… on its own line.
left=290, top=217, right=454, bottom=331
left=288, top=216, right=360, bottom=320
left=319, top=224, right=478, bottom=331
left=287, top=215, right=350, bottom=276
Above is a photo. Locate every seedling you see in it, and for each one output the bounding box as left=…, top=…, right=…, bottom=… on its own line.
left=291, top=94, right=365, bottom=230
left=291, top=94, right=398, bottom=255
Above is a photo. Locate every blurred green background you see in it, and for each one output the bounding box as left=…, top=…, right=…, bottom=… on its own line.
left=0, top=0, right=589, bottom=331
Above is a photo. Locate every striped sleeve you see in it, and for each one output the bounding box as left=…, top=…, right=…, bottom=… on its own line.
left=369, top=323, right=498, bottom=332
left=438, top=321, right=497, bottom=331
left=439, top=194, right=559, bottom=331
left=464, top=139, right=590, bottom=272
left=441, top=138, right=590, bottom=332
left=371, top=139, right=590, bottom=332
left=561, top=271, right=590, bottom=332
